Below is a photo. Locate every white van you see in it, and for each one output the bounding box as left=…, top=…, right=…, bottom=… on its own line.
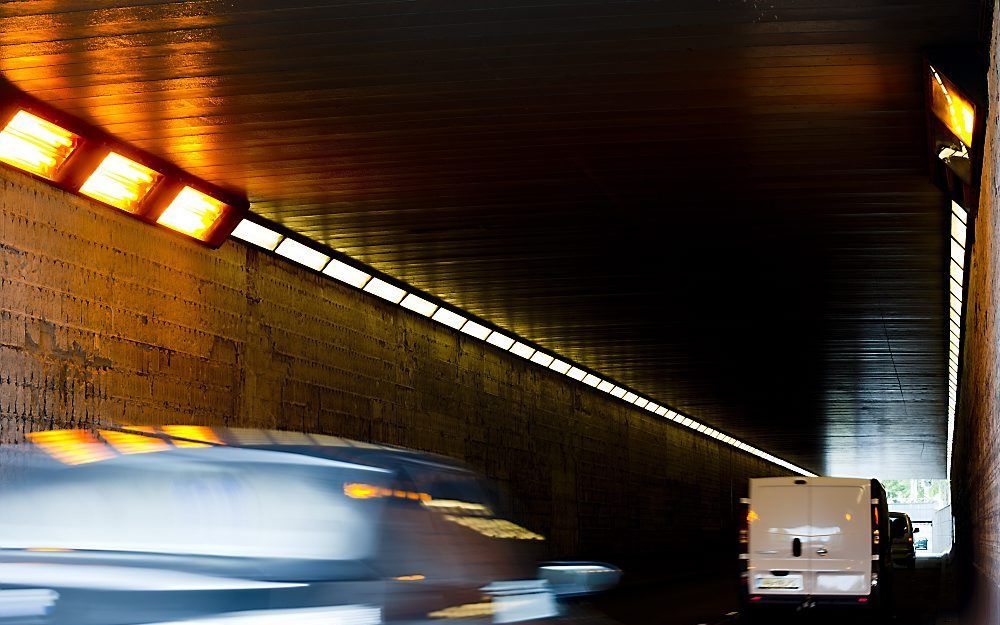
left=739, top=477, right=893, bottom=615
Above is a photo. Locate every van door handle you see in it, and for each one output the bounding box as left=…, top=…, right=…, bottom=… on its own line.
left=816, top=548, right=828, bottom=556
left=792, top=538, right=801, bottom=557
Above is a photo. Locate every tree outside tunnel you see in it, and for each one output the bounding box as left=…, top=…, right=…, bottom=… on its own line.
left=883, top=479, right=951, bottom=506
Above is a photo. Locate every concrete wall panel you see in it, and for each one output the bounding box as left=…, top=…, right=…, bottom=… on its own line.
left=0, top=168, right=786, bottom=571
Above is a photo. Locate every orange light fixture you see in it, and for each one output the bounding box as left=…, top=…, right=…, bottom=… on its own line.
left=156, top=186, right=228, bottom=241
left=0, top=110, right=78, bottom=180
left=0, top=88, right=246, bottom=247
left=80, top=152, right=162, bottom=212
left=929, top=66, right=975, bottom=147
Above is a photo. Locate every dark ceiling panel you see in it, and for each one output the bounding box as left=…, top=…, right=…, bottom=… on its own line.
left=0, top=0, right=982, bottom=476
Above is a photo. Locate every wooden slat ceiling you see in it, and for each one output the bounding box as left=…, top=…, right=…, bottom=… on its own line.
left=0, top=0, right=983, bottom=477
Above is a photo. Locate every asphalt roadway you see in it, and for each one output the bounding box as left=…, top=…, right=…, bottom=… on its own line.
left=582, top=557, right=956, bottom=625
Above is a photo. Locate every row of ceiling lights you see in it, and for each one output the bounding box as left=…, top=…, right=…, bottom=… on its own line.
left=231, top=218, right=815, bottom=477
left=0, top=85, right=813, bottom=478
left=947, top=200, right=967, bottom=479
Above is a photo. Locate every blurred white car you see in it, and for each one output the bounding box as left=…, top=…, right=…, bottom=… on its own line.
left=0, top=427, right=618, bottom=625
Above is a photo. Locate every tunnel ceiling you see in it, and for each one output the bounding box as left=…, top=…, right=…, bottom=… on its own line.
left=0, top=0, right=985, bottom=477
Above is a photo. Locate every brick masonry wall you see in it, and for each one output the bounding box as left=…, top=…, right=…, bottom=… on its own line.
left=953, top=2, right=1000, bottom=621
left=0, top=166, right=787, bottom=571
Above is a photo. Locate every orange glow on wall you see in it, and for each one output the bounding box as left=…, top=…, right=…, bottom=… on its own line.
left=156, top=187, right=228, bottom=241
left=0, top=110, right=78, bottom=180
left=343, top=482, right=431, bottom=502
left=80, top=152, right=162, bottom=212
left=100, top=429, right=169, bottom=454
left=27, top=429, right=115, bottom=465
left=161, top=425, right=222, bottom=447
left=344, top=483, right=381, bottom=499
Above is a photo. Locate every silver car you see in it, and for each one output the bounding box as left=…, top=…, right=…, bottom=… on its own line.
left=0, top=427, right=618, bottom=625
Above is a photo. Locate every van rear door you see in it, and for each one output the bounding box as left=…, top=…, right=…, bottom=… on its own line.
left=748, top=480, right=811, bottom=595
left=806, top=482, right=871, bottom=595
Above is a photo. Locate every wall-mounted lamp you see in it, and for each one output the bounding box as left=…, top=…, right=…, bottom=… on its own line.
left=925, top=49, right=987, bottom=210
left=0, top=83, right=247, bottom=247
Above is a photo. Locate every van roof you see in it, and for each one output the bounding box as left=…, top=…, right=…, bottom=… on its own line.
left=749, top=476, right=872, bottom=487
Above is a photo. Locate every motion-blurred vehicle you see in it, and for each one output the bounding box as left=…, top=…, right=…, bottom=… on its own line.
left=914, top=537, right=929, bottom=551
left=0, top=426, right=619, bottom=625
left=889, top=512, right=917, bottom=568
left=739, top=477, right=893, bottom=619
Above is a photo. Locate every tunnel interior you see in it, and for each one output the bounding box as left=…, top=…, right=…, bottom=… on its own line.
left=0, top=1, right=997, bottom=624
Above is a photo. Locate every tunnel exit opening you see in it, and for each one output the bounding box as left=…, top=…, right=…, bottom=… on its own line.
left=883, top=479, right=954, bottom=557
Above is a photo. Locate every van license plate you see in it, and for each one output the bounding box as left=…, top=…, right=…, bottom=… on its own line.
left=757, top=576, right=802, bottom=590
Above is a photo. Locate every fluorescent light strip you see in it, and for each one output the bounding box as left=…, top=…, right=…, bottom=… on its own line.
left=947, top=200, right=970, bottom=480
left=951, top=239, right=965, bottom=267
left=324, top=259, right=371, bottom=289
left=274, top=238, right=330, bottom=271
left=461, top=320, right=492, bottom=340
left=952, top=215, right=967, bottom=243
left=950, top=278, right=963, bottom=299
left=240, top=220, right=815, bottom=476
left=510, top=342, right=535, bottom=359
left=530, top=351, right=554, bottom=367
left=432, top=308, right=467, bottom=329
left=951, top=260, right=964, bottom=283
left=549, top=359, right=571, bottom=374
left=486, top=332, right=515, bottom=350
left=400, top=293, right=437, bottom=317
left=363, top=278, right=406, bottom=304
left=230, top=220, right=283, bottom=251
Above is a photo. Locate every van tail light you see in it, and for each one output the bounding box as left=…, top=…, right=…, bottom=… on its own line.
left=738, top=497, right=751, bottom=588
left=871, top=501, right=880, bottom=552
left=738, top=497, right=752, bottom=553
left=870, top=498, right=881, bottom=587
